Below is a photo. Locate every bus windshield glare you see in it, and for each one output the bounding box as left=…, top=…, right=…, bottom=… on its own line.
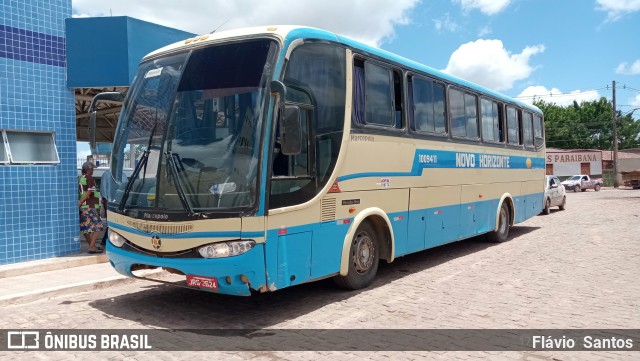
left=110, top=39, right=278, bottom=214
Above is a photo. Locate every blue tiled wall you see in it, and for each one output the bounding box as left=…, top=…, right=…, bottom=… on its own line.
left=0, top=0, right=78, bottom=264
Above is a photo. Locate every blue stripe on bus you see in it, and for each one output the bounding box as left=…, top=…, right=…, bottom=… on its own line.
left=338, top=149, right=544, bottom=182
left=108, top=190, right=543, bottom=295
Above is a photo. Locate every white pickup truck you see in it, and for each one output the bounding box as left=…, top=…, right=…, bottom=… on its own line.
left=561, top=174, right=603, bottom=192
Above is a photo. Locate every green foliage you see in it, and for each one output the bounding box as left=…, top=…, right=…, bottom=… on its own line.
left=534, top=98, right=640, bottom=150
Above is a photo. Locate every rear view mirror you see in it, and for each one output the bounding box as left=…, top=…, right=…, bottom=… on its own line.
left=87, top=91, right=126, bottom=153
left=281, top=106, right=302, bottom=155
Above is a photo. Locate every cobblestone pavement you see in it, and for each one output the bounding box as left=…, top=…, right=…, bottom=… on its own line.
left=1, top=188, right=639, bottom=360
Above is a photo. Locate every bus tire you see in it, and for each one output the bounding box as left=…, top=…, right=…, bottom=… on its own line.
left=487, top=202, right=510, bottom=243
left=333, top=221, right=379, bottom=290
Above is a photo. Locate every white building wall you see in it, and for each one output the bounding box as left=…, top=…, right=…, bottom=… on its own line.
left=546, top=151, right=602, bottom=177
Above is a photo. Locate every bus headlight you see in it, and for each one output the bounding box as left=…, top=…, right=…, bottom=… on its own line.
left=198, top=240, right=256, bottom=258
left=108, top=229, right=126, bottom=248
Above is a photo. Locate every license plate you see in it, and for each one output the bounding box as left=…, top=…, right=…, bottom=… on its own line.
left=186, top=275, right=219, bottom=290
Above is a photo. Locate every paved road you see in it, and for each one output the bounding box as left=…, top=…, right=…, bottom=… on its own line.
left=1, top=188, right=639, bottom=360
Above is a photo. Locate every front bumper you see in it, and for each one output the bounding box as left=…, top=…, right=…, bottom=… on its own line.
left=106, top=241, right=267, bottom=296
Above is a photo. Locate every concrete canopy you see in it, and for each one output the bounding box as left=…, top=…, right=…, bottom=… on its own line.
left=66, top=16, right=194, bottom=143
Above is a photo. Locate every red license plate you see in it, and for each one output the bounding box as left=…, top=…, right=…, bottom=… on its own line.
left=186, top=275, right=219, bottom=290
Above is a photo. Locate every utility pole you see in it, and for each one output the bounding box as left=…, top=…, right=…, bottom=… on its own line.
left=612, top=80, right=619, bottom=188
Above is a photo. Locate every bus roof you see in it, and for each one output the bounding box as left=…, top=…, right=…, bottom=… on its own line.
left=142, top=25, right=540, bottom=114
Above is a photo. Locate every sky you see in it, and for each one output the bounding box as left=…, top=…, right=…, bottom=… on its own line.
left=73, top=0, right=640, bottom=158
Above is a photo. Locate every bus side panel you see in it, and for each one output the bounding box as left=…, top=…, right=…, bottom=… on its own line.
left=512, top=182, right=526, bottom=224
left=525, top=180, right=544, bottom=219
left=276, top=231, right=312, bottom=287
left=312, top=221, right=350, bottom=279
left=409, top=186, right=461, bottom=251
left=266, top=206, right=320, bottom=290
left=460, top=184, right=484, bottom=239
left=460, top=183, right=515, bottom=239
left=407, top=189, right=427, bottom=254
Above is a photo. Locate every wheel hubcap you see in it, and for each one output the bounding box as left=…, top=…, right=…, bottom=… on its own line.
left=353, top=233, right=374, bottom=274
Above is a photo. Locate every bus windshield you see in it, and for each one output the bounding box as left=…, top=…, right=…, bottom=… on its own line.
left=111, top=39, right=278, bottom=214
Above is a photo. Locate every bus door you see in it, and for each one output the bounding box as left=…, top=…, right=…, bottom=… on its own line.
left=265, top=105, right=315, bottom=289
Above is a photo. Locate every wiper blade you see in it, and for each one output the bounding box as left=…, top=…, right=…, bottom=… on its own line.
left=165, top=151, right=195, bottom=216
left=118, top=122, right=158, bottom=211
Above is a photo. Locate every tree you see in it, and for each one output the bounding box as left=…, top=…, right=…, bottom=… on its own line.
left=534, top=98, right=640, bottom=150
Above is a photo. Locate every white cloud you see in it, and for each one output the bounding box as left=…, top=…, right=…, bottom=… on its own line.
left=71, top=0, right=419, bottom=47
left=630, top=94, right=640, bottom=108
left=442, top=39, right=544, bottom=91
left=516, top=86, right=602, bottom=106
left=477, top=25, right=492, bottom=37
left=616, top=60, right=640, bottom=75
left=596, top=0, right=640, bottom=22
left=433, top=13, right=459, bottom=32
left=454, top=0, right=511, bottom=15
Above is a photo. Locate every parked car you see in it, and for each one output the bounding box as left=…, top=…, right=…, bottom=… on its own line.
left=542, top=175, right=566, bottom=215
left=561, top=174, right=603, bottom=192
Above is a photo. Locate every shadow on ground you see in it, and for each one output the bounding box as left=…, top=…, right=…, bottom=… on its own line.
left=87, top=225, right=540, bottom=329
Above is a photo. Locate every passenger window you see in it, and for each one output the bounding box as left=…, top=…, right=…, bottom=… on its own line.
left=481, top=98, right=503, bottom=142
left=353, top=59, right=402, bottom=128
left=365, top=61, right=392, bottom=126
left=450, top=88, right=478, bottom=139
left=523, top=111, right=534, bottom=148
left=410, top=76, right=446, bottom=134
left=506, top=106, right=520, bottom=146
left=533, top=114, right=544, bottom=148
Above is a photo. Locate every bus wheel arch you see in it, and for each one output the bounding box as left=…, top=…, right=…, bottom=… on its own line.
left=338, top=208, right=394, bottom=278
left=488, top=195, right=513, bottom=243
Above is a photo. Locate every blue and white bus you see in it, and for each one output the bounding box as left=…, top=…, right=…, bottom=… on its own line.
left=100, top=26, right=545, bottom=296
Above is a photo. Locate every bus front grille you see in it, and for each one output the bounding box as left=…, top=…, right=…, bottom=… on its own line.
left=126, top=220, right=194, bottom=235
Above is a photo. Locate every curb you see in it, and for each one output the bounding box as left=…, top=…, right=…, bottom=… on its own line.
left=0, top=254, right=108, bottom=279
left=0, top=276, right=133, bottom=307
left=0, top=269, right=164, bottom=307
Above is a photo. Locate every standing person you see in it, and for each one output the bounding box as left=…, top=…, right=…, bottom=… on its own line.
left=78, top=161, right=103, bottom=254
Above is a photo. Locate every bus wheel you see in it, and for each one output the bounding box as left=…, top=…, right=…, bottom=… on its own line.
left=487, top=202, right=510, bottom=243
left=334, top=221, right=379, bottom=290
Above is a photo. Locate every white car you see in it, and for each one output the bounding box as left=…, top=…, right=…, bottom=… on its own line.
left=542, top=175, right=566, bottom=215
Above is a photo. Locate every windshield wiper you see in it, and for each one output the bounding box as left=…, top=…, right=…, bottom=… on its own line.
left=165, top=151, right=195, bottom=216
left=118, top=122, right=158, bottom=211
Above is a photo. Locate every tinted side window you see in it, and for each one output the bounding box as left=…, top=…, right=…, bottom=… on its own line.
left=481, top=98, right=503, bottom=143
left=450, top=88, right=478, bottom=139
left=365, top=61, right=394, bottom=127
left=533, top=114, right=544, bottom=148
left=410, top=76, right=446, bottom=134
left=506, top=106, right=520, bottom=145
left=522, top=111, right=534, bottom=148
